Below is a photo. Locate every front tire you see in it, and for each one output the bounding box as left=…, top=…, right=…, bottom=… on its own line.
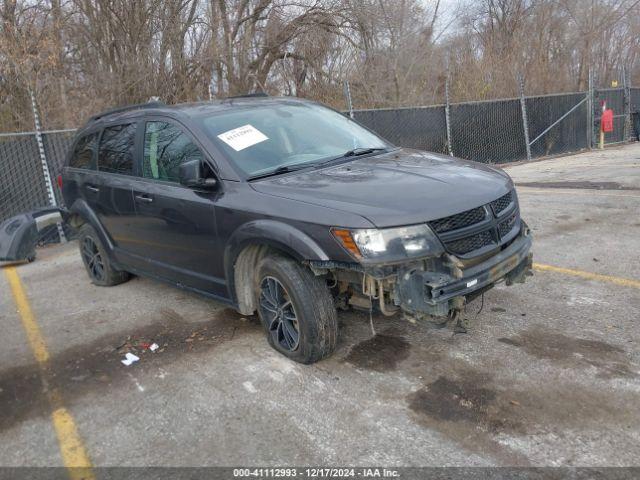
left=256, top=254, right=338, bottom=364
left=78, top=224, right=130, bottom=286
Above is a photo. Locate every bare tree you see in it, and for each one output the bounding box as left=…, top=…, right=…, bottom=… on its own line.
left=0, top=0, right=638, bottom=131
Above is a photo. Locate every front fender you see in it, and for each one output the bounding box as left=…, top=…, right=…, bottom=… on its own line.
left=223, top=220, right=330, bottom=305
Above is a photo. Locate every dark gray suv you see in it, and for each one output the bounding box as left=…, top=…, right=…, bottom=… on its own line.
left=61, top=96, right=532, bottom=364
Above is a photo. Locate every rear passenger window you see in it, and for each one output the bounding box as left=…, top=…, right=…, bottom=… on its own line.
left=69, top=133, right=98, bottom=169
left=98, top=124, right=136, bottom=175
left=143, top=122, right=203, bottom=182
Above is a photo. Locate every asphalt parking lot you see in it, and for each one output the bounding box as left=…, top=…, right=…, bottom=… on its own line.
left=1, top=143, right=640, bottom=468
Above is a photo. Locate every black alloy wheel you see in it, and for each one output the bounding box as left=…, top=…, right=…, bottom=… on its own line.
left=81, top=236, right=105, bottom=282
left=258, top=276, right=300, bottom=352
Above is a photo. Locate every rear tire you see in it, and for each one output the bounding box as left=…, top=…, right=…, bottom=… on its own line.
left=78, top=224, right=130, bottom=286
left=255, top=254, right=338, bottom=364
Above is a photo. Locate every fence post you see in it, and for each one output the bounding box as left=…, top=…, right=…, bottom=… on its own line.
left=343, top=80, right=354, bottom=119
left=445, top=71, right=454, bottom=156
left=30, top=89, right=66, bottom=243
left=587, top=68, right=593, bottom=149
left=518, top=74, right=532, bottom=161
left=623, top=66, right=631, bottom=142
left=208, top=73, right=215, bottom=101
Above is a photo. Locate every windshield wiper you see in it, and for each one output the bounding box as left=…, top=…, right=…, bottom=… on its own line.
left=248, top=164, right=310, bottom=181
left=315, top=147, right=387, bottom=168
left=343, top=147, right=387, bottom=157
left=249, top=148, right=387, bottom=180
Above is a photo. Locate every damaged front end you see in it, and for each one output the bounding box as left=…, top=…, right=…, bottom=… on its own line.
left=394, top=224, right=532, bottom=319
left=312, top=223, right=532, bottom=325
left=311, top=189, right=533, bottom=327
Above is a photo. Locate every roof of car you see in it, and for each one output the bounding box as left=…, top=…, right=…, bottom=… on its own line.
left=84, top=95, right=314, bottom=127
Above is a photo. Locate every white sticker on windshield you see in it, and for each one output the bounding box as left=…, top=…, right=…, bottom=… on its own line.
left=217, top=124, right=268, bottom=151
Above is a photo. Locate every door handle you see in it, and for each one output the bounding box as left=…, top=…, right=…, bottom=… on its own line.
left=85, top=185, right=100, bottom=192
left=135, top=194, right=153, bottom=203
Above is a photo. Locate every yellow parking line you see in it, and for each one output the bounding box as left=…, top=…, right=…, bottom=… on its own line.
left=3, top=266, right=94, bottom=478
left=5, top=267, right=50, bottom=364
left=533, top=262, right=640, bottom=290
left=51, top=408, right=94, bottom=479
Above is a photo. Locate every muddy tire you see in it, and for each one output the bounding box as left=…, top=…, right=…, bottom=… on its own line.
left=255, top=254, right=338, bottom=364
left=78, top=224, right=130, bottom=286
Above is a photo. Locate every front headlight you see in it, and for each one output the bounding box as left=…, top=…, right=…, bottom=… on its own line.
left=332, top=224, right=444, bottom=263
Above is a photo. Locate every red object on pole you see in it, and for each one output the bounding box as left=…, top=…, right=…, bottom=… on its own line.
left=601, top=109, right=614, bottom=133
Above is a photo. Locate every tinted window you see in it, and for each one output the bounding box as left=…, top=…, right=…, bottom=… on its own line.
left=98, top=124, right=136, bottom=175
left=69, top=133, right=98, bottom=169
left=143, top=121, right=203, bottom=182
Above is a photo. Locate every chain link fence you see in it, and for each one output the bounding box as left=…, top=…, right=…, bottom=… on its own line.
left=0, top=129, right=76, bottom=246
left=594, top=88, right=627, bottom=144
left=1, top=81, right=639, bottom=251
left=632, top=88, right=640, bottom=141
left=526, top=92, right=589, bottom=158
left=352, top=105, right=448, bottom=155
left=450, top=97, right=527, bottom=163
left=352, top=84, right=639, bottom=164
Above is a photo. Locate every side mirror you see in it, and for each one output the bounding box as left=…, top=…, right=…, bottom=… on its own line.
left=179, top=159, right=217, bottom=189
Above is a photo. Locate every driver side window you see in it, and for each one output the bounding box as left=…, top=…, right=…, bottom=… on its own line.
left=143, top=121, right=203, bottom=182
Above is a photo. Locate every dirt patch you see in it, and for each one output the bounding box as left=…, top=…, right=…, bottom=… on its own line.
left=158, top=306, right=187, bottom=323
left=517, top=181, right=637, bottom=190
left=0, top=308, right=259, bottom=433
left=407, top=372, right=529, bottom=465
left=344, top=333, right=410, bottom=372
left=409, top=376, right=496, bottom=422
left=407, top=365, right=640, bottom=464
left=498, top=328, right=637, bottom=379
left=408, top=371, right=525, bottom=436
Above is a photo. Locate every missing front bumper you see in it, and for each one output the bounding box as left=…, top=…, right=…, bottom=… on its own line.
left=396, top=230, right=533, bottom=317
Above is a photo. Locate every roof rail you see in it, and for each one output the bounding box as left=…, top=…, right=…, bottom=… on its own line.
left=225, top=92, right=269, bottom=99
left=88, top=101, right=165, bottom=122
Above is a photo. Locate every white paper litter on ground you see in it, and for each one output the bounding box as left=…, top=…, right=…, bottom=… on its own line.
left=149, top=343, right=159, bottom=352
left=217, top=124, right=268, bottom=151
left=121, top=352, right=140, bottom=366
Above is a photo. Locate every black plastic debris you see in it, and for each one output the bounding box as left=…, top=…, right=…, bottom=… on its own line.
left=0, top=207, right=66, bottom=262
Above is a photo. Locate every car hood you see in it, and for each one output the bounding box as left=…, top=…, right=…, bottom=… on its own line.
left=250, top=149, right=513, bottom=228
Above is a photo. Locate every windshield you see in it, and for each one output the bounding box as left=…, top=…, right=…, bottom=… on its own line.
left=197, top=101, right=390, bottom=177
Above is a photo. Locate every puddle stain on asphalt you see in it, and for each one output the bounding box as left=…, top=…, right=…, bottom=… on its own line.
left=0, top=308, right=259, bottom=433
left=498, top=328, right=637, bottom=379
left=407, top=371, right=524, bottom=435
left=400, top=323, right=640, bottom=464
left=406, top=368, right=532, bottom=465
left=405, top=360, right=640, bottom=465
left=344, top=332, right=411, bottom=372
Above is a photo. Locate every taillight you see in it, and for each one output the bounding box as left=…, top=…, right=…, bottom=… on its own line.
left=57, top=175, right=63, bottom=189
